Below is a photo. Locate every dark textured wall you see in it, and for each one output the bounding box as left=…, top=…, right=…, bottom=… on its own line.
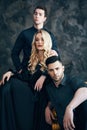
left=0, top=0, right=87, bottom=79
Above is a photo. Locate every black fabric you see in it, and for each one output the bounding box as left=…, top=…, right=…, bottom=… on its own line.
left=0, top=86, right=2, bottom=130
left=33, top=85, right=51, bottom=130
left=11, top=26, right=60, bottom=71
left=1, top=78, right=35, bottom=130
left=46, top=75, right=87, bottom=130
left=0, top=65, right=49, bottom=130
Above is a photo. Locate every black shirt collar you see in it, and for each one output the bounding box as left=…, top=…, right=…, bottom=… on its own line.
left=49, top=74, right=67, bottom=87
left=60, top=75, right=67, bottom=85
left=32, top=25, right=44, bottom=31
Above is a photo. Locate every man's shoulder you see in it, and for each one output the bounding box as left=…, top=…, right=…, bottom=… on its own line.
left=64, top=75, right=81, bottom=85
left=44, top=28, right=53, bottom=35
left=69, top=75, right=82, bottom=84
left=67, top=75, right=87, bottom=90
left=22, top=26, right=34, bottom=33
left=18, top=26, right=37, bottom=37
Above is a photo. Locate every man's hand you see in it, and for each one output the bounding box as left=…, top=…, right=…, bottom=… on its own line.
left=34, top=75, right=46, bottom=91
left=49, top=50, right=58, bottom=57
left=63, top=106, right=75, bottom=130
left=45, top=106, right=54, bottom=125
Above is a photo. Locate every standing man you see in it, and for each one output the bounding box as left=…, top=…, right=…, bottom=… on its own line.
left=45, top=56, right=87, bottom=130
left=11, top=5, right=59, bottom=73
left=1, top=6, right=59, bottom=87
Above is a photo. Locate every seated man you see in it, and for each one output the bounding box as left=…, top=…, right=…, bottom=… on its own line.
left=45, top=56, right=87, bottom=130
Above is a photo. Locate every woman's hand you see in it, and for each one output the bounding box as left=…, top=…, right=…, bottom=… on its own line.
left=0, top=71, right=14, bottom=85
left=34, top=75, right=46, bottom=91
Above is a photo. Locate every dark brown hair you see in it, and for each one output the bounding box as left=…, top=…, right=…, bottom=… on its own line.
left=33, top=5, right=48, bottom=17
left=46, top=56, right=61, bottom=66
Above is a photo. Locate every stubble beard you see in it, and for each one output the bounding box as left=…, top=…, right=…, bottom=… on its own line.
left=53, top=73, right=64, bottom=86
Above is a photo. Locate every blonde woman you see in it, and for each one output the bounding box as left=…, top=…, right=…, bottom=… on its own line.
left=1, top=30, right=58, bottom=130
left=1, top=30, right=58, bottom=90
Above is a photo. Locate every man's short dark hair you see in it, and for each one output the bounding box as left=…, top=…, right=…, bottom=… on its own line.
left=34, top=5, right=48, bottom=17
left=46, top=56, right=61, bottom=66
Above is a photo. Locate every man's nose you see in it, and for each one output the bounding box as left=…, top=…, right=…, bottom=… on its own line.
left=53, top=70, right=57, bottom=75
left=36, top=14, right=39, bottom=17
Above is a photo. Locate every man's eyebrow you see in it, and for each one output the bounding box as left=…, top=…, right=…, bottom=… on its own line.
left=48, top=68, right=53, bottom=71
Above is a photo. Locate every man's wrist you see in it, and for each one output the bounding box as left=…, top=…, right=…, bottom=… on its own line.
left=66, top=105, right=74, bottom=111
left=47, top=102, right=53, bottom=109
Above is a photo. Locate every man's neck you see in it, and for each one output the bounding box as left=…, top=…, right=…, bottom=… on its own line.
left=34, top=24, right=44, bottom=30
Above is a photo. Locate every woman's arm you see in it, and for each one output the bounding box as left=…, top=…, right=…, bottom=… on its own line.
left=34, top=75, right=46, bottom=91
left=0, top=68, right=31, bottom=85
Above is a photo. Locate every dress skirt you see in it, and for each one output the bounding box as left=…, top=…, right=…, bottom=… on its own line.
left=1, top=77, right=35, bottom=130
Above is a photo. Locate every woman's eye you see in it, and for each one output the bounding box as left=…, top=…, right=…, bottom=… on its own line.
left=35, top=38, right=39, bottom=41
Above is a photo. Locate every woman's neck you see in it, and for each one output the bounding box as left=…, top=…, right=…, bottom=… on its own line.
left=38, top=51, right=44, bottom=62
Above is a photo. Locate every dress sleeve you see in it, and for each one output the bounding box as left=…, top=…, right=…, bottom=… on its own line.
left=41, top=70, right=48, bottom=76
left=12, top=68, right=31, bottom=82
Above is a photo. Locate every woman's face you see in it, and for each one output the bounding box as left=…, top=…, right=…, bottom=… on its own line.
left=35, top=32, right=44, bottom=51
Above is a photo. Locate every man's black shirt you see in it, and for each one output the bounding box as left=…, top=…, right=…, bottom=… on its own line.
left=11, top=26, right=59, bottom=71
left=46, top=75, right=87, bottom=129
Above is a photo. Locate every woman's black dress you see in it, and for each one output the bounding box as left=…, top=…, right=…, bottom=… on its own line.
left=0, top=64, right=49, bottom=130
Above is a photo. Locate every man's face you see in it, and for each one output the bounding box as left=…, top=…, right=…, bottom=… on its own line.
left=47, top=61, right=64, bottom=82
left=33, top=9, right=47, bottom=25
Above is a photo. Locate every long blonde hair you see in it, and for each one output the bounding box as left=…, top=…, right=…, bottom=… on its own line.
left=28, top=30, right=52, bottom=74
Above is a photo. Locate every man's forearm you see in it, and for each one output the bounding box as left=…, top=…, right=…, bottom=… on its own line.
left=67, top=87, right=87, bottom=110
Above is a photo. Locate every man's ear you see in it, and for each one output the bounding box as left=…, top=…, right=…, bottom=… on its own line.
left=63, top=66, right=65, bottom=72
left=44, top=17, right=47, bottom=22
left=85, top=81, right=87, bottom=84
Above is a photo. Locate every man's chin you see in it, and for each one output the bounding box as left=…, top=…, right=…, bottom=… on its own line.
left=53, top=78, right=60, bottom=82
